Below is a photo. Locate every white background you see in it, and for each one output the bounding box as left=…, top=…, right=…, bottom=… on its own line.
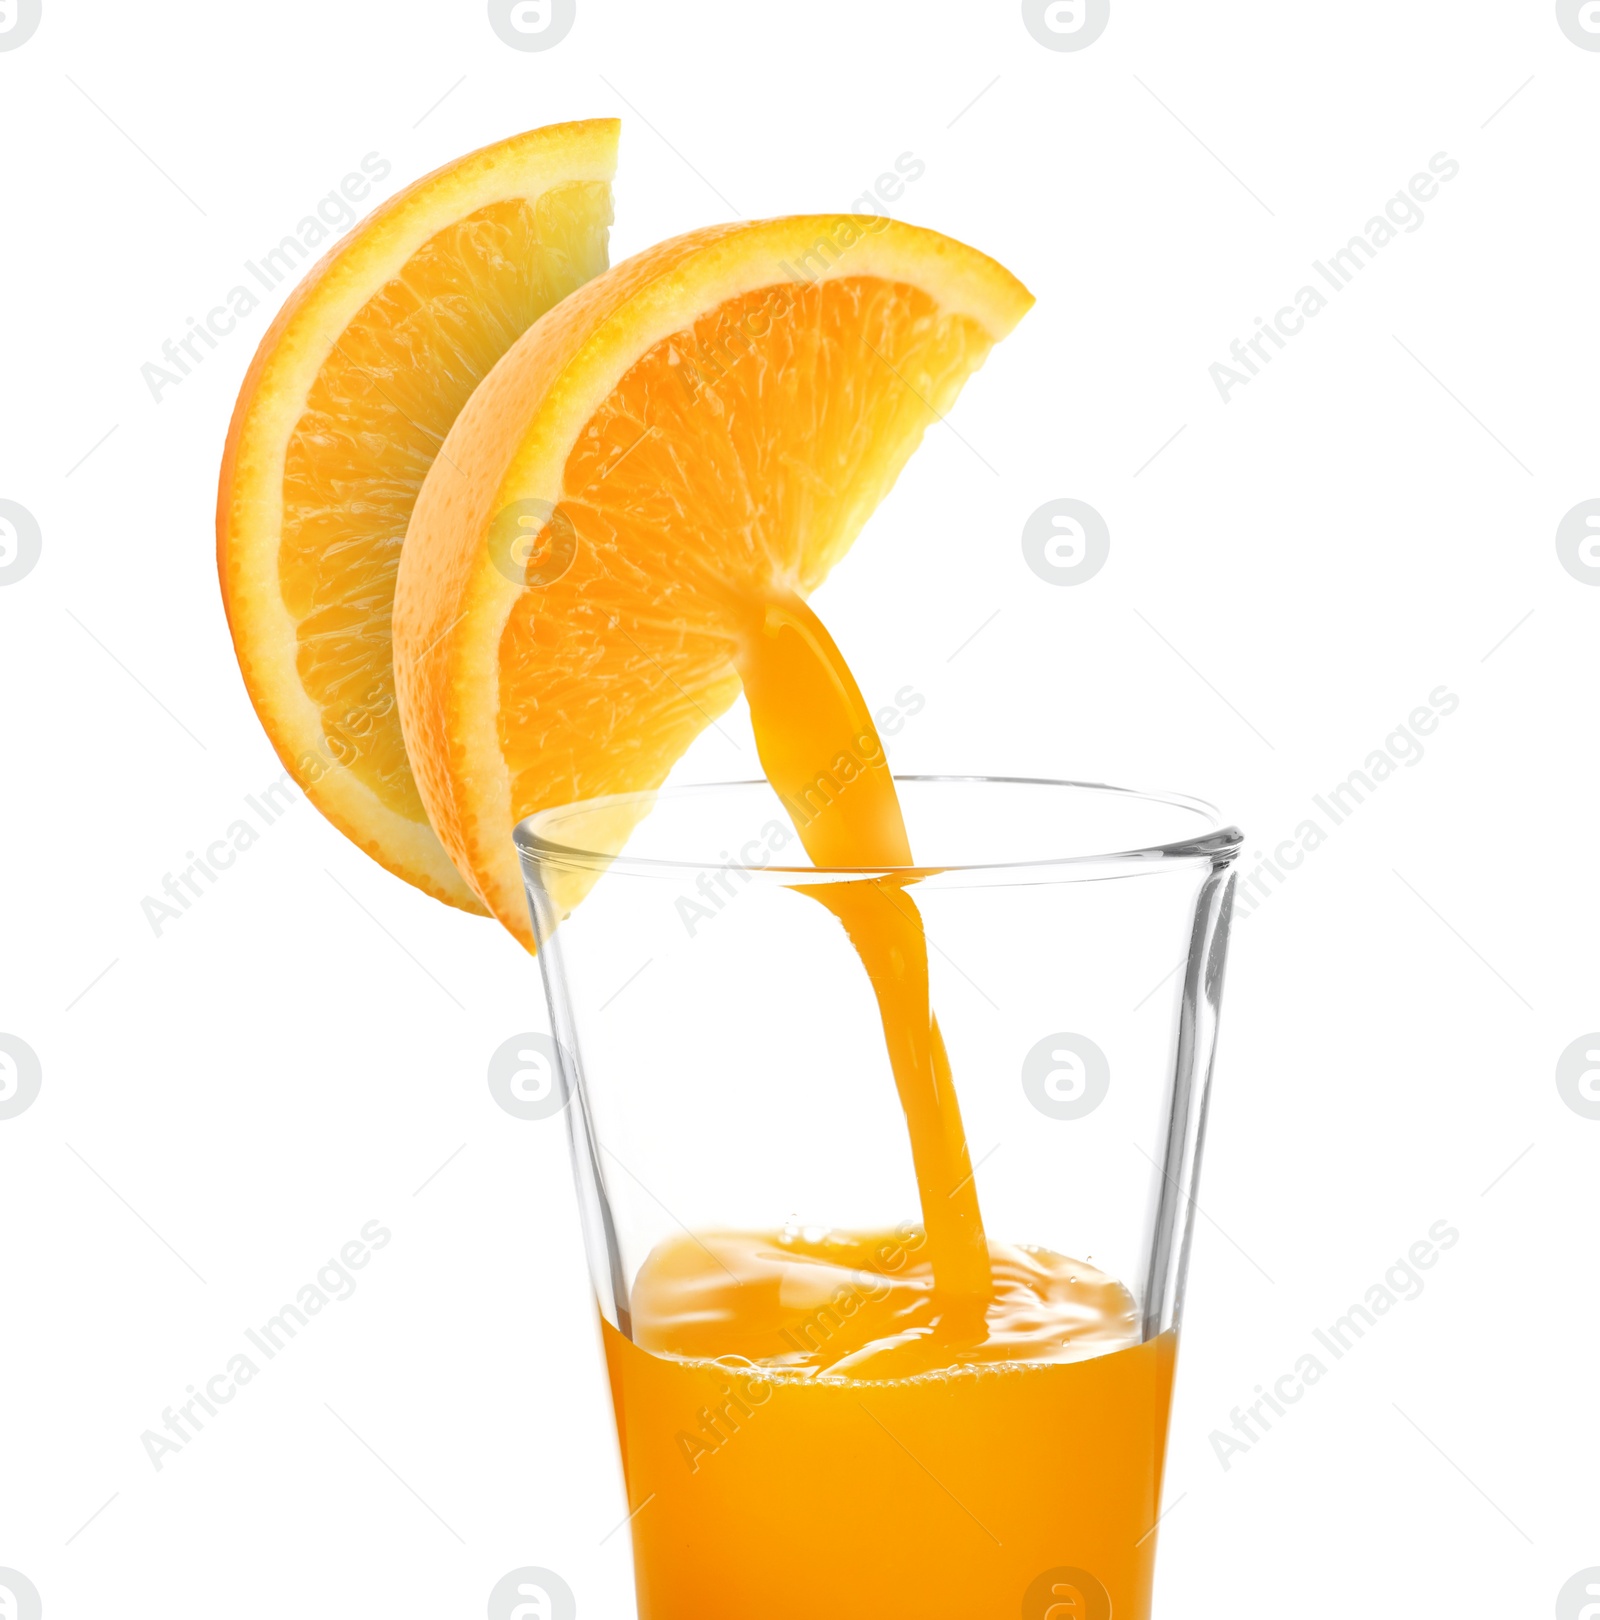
left=2, top=2, right=1597, bottom=1615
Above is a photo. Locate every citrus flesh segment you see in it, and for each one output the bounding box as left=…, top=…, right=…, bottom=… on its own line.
left=218, top=120, right=619, bottom=910
left=393, top=216, right=1033, bottom=944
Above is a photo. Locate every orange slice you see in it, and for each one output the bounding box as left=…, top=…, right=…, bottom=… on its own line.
left=394, top=216, right=1033, bottom=943
left=217, top=120, right=619, bottom=910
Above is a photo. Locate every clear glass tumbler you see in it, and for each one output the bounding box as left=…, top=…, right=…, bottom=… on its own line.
left=517, top=776, right=1241, bottom=1620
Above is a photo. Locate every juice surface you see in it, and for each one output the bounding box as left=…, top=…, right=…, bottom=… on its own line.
left=602, top=590, right=1177, bottom=1616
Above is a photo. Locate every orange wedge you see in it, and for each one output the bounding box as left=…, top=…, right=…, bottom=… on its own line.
left=217, top=120, right=619, bottom=910
left=394, top=216, right=1033, bottom=944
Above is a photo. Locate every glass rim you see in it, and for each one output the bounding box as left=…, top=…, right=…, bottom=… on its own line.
left=514, top=774, right=1244, bottom=880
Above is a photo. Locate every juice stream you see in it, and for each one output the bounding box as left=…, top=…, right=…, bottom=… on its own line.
left=737, top=592, right=992, bottom=1335
left=600, top=589, right=1175, bottom=1618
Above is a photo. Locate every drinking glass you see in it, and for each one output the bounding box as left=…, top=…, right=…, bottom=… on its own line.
left=517, top=776, right=1241, bottom=1620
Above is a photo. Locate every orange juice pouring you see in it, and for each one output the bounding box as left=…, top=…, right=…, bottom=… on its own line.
left=510, top=712, right=1237, bottom=1620
left=218, top=122, right=1242, bottom=1619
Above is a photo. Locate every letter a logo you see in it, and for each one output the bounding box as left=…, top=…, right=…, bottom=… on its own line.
left=487, top=1566, right=575, bottom=1620
left=510, top=1585, right=552, bottom=1620
left=1023, top=1565, right=1112, bottom=1620
left=1045, top=1585, right=1088, bottom=1620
